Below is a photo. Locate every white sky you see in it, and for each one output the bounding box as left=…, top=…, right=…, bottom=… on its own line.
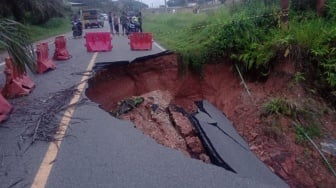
left=140, top=0, right=165, bottom=8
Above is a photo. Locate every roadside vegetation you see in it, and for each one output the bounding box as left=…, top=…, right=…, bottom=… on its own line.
left=144, top=0, right=336, bottom=107
left=26, top=17, right=71, bottom=42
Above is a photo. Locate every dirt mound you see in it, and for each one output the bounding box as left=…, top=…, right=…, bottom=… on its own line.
left=86, top=53, right=336, bottom=187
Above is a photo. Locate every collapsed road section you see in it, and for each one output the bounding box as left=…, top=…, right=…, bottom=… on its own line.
left=85, top=51, right=288, bottom=187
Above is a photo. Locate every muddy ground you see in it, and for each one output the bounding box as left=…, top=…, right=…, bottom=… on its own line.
left=86, top=52, right=336, bottom=187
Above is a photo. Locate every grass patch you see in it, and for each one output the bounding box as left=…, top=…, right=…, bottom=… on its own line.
left=143, top=12, right=210, bottom=51
left=26, top=17, right=71, bottom=42
left=263, top=98, right=291, bottom=116
left=295, top=123, right=322, bottom=143
left=262, top=97, right=301, bottom=117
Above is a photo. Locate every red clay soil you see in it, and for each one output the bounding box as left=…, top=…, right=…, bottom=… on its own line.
left=86, top=53, right=336, bottom=187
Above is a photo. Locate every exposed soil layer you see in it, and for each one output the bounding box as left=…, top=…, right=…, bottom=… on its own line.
left=86, top=53, right=336, bottom=187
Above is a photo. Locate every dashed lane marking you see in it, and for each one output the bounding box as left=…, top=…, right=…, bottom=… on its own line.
left=31, top=52, right=98, bottom=188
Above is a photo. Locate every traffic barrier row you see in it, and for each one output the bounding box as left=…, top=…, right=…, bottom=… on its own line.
left=129, top=32, right=153, bottom=51
left=83, top=31, right=154, bottom=52
left=84, top=32, right=112, bottom=52
left=0, top=35, right=71, bottom=123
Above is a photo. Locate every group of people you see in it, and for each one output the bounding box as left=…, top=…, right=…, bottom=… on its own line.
left=108, top=11, right=142, bottom=36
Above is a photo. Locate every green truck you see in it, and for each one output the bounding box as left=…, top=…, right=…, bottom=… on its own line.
left=82, top=9, right=104, bottom=29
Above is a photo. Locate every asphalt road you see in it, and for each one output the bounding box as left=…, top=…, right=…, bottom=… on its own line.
left=0, top=24, right=287, bottom=188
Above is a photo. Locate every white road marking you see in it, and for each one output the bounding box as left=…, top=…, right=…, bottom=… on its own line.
left=154, top=41, right=166, bottom=51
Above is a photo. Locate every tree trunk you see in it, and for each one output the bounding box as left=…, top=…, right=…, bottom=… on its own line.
left=280, top=0, right=289, bottom=29
left=316, top=0, right=325, bottom=16
left=8, top=1, right=25, bottom=23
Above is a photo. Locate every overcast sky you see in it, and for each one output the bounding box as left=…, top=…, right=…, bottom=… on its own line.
left=140, top=0, right=165, bottom=8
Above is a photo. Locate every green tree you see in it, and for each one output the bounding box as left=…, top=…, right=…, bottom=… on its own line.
left=25, top=0, right=66, bottom=24
left=0, top=0, right=66, bottom=24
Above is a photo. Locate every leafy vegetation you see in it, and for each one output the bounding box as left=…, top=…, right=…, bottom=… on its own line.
left=144, top=0, right=336, bottom=107
left=262, top=98, right=294, bottom=116
left=293, top=72, right=306, bottom=83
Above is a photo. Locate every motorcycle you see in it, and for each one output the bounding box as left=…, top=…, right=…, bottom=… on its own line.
left=126, top=19, right=140, bottom=35
left=72, top=20, right=83, bottom=38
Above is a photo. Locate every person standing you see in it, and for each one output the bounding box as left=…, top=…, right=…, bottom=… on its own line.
left=113, top=13, right=119, bottom=35
left=120, top=12, right=128, bottom=36
left=108, top=12, right=113, bottom=34
left=137, top=12, right=143, bottom=32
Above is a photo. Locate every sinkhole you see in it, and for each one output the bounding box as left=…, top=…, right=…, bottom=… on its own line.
left=85, top=51, right=245, bottom=171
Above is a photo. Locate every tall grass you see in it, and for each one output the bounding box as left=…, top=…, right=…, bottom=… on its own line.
left=143, top=12, right=209, bottom=51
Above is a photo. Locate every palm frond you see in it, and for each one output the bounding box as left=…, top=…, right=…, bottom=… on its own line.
left=0, top=19, right=36, bottom=73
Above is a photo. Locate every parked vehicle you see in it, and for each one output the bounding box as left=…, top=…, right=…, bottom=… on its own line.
left=100, top=13, right=108, bottom=21
left=82, top=9, right=104, bottom=29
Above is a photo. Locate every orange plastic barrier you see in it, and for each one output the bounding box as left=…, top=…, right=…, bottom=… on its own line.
left=129, top=32, right=153, bottom=50
left=1, top=57, right=35, bottom=98
left=53, top=35, right=71, bottom=60
left=36, top=42, right=56, bottom=74
left=84, top=32, right=112, bottom=52
left=0, top=93, right=12, bottom=123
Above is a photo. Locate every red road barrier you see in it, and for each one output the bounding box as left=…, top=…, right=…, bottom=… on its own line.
left=129, top=32, right=153, bottom=51
left=0, top=93, right=12, bottom=123
left=53, top=35, right=71, bottom=60
left=1, top=57, right=35, bottom=98
left=84, top=32, right=112, bottom=52
left=36, top=42, right=56, bottom=74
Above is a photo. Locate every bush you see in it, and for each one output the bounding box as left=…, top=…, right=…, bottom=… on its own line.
left=325, top=0, right=336, bottom=20
left=205, top=5, right=280, bottom=75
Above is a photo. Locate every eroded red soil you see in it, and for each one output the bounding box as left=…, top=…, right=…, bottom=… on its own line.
left=86, top=53, right=336, bottom=187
